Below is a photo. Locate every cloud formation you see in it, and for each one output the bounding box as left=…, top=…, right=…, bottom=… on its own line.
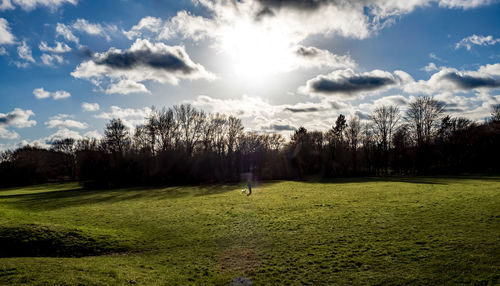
left=81, top=102, right=100, bottom=112
left=94, top=105, right=152, bottom=130
left=404, top=65, right=500, bottom=94
left=456, top=34, right=500, bottom=50
left=39, top=41, right=71, bottom=53
left=0, top=108, right=36, bottom=139
left=45, top=114, right=88, bottom=129
left=33, top=87, right=71, bottom=99
left=41, top=53, right=63, bottom=66
left=71, top=39, right=216, bottom=94
left=72, top=18, right=116, bottom=41
left=56, top=23, right=79, bottom=45
left=0, top=0, right=76, bottom=11
left=17, top=41, right=35, bottom=63
left=0, top=18, right=15, bottom=45
left=292, top=45, right=355, bottom=69
left=301, top=69, right=406, bottom=97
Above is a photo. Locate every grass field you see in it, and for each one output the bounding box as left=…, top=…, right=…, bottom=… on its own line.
left=0, top=177, right=499, bottom=285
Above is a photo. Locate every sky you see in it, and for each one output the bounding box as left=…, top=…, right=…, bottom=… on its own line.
left=0, top=0, right=500, bottom=150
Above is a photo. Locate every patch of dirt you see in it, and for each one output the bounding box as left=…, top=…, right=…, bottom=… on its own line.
left=218, top=248, right=261, bottom=275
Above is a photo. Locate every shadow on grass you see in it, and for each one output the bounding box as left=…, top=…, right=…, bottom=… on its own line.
left=0, top=224, right=129, bottom=257
left=299, top=175, right=500, bottom=186
left=0, top=183, right=244, bottom=211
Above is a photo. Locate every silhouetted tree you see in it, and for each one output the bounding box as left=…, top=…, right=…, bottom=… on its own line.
left=346, top=116, right=362, bottom=174
left=372, top=105, right=400, bottom=174
left=104, top=118, right=130, bottom=154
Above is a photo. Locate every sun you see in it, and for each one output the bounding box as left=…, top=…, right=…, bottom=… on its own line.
left=218, top=18, right=295, bottom=82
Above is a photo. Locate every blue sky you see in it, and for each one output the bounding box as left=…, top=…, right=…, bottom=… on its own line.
left=0, top=0, right=500, bottom=149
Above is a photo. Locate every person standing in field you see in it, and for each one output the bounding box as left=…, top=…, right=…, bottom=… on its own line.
left=242, top=172, right=254, bottom=196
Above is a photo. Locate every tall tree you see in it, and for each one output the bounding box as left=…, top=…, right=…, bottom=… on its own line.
left=174, top=104, right=206, bottom=156
left=157, top=107, right=178, bottom=152
left=372, top=105, right=400, bottom=174
left=346, top=116, right=362, bottom=173
left=405, top=96, right=445, bottom=147
left=333, top=114, right=347, bottom=143
left=104, top=118, right=130, bottom=154
left=372, top=105, right=400, bottom=151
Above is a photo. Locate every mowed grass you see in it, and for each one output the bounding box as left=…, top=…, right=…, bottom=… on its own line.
left=0, top=177, right=499, bottom=285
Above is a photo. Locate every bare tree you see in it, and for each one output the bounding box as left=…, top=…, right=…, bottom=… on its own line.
left=346, top=115, right=362, bottom=173
left=405, top=96, right=445, bottom=147
left=157, top=107, right=178, bottom=152
left=492, top=104, right=500, bottom=122
left=133, top=124, right=150, bottom=153
left=174, top=104, right=205, bottom=156
left=227, top=116, right=244, bottom=154
left=372, top=105, right=400, bottom=151
left=51, top=138, right=75, bottom=153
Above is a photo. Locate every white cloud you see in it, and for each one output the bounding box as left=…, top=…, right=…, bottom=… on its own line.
left=17, top=41, right=35, bottom=63
left=39, top=41, right=71, bottom=53
left=422, top=62, right=438, bottom=72
left=33, top=87, right=71, bottom=99
left=41, top=53, right=64, bottom=66
left=127, top=0, right=495, bottom=44
left=0, top=18, right=15, bottom=45
left=121, top=1, right=495, bottom=78
left=71, top=38, right=216, bottom=94
left=0, top=127, right=19, bottom=139
left=83, top=129, right=101, bottom=139
left=0, top=0, right=15, bottom=10
left=189, top=94, right=356, bottom=134
left=429, top=52, right=445, bottom=62
left=438, top=0, right=496, bottom=9
left=72, top=18, right=115, bottom=41
left=0, top=108, right=36, bottom=139
left=292, top=45, right=356, bottom=70
left=81, top=102, right=100, bottom=112
left=105, top=79, right=149, bottom=95
left=56, top=23, right=79, bottom=44
left=478, top=63, right=500, bottom=76
left=456, top=34, right=500, bottom=50
left=404, top=64, right=500, bottom=94
left=45, top=115, right=88, bottom=129
left=123, top=16, right=163, bottom=40
left=0, top=47, right=7, bottom=55
left=373, top=95, right=409, bottom=107
left=94, top=105, right=152, bottom=130
left=0, top=0, right=76, bottom=11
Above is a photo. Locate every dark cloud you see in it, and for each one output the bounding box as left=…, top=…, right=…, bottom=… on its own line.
left=256, top=0, right=331, bottom=10
left=75, top=47, right=94, bottom=60
left=0, top=113, right=20, bottom=125
left=309, top=74, right=395, bottom=94
left=284, top=107, right=320, bottom=113
left=266, top=124, right=296, bottom=131
left=443, top=72, right=500, bottom=89
left=330, top=102, right=342, bottom=109
left=295, top=46, right=322, bottom=57
left=444, top=108, right=464, bottom=113
left=255, top=7, right=275, bottom=20
left=355, top=111, right=371, bottom=120
left=390, top=97, right=407, bottom=106
left=94, top=49, right=195, bottom=74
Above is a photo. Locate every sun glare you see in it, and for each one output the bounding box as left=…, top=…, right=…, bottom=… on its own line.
left=219, top=19, right=294, bottom=82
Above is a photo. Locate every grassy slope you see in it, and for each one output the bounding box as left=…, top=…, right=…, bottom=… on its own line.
left=0, top=177, right=499, bottom=285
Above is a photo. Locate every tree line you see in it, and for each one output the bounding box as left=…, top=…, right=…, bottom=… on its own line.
left=1, top=97, right=499, bottom=187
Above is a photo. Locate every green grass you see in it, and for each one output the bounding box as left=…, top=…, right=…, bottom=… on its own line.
left=0, top=177, right=499, bottom=285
